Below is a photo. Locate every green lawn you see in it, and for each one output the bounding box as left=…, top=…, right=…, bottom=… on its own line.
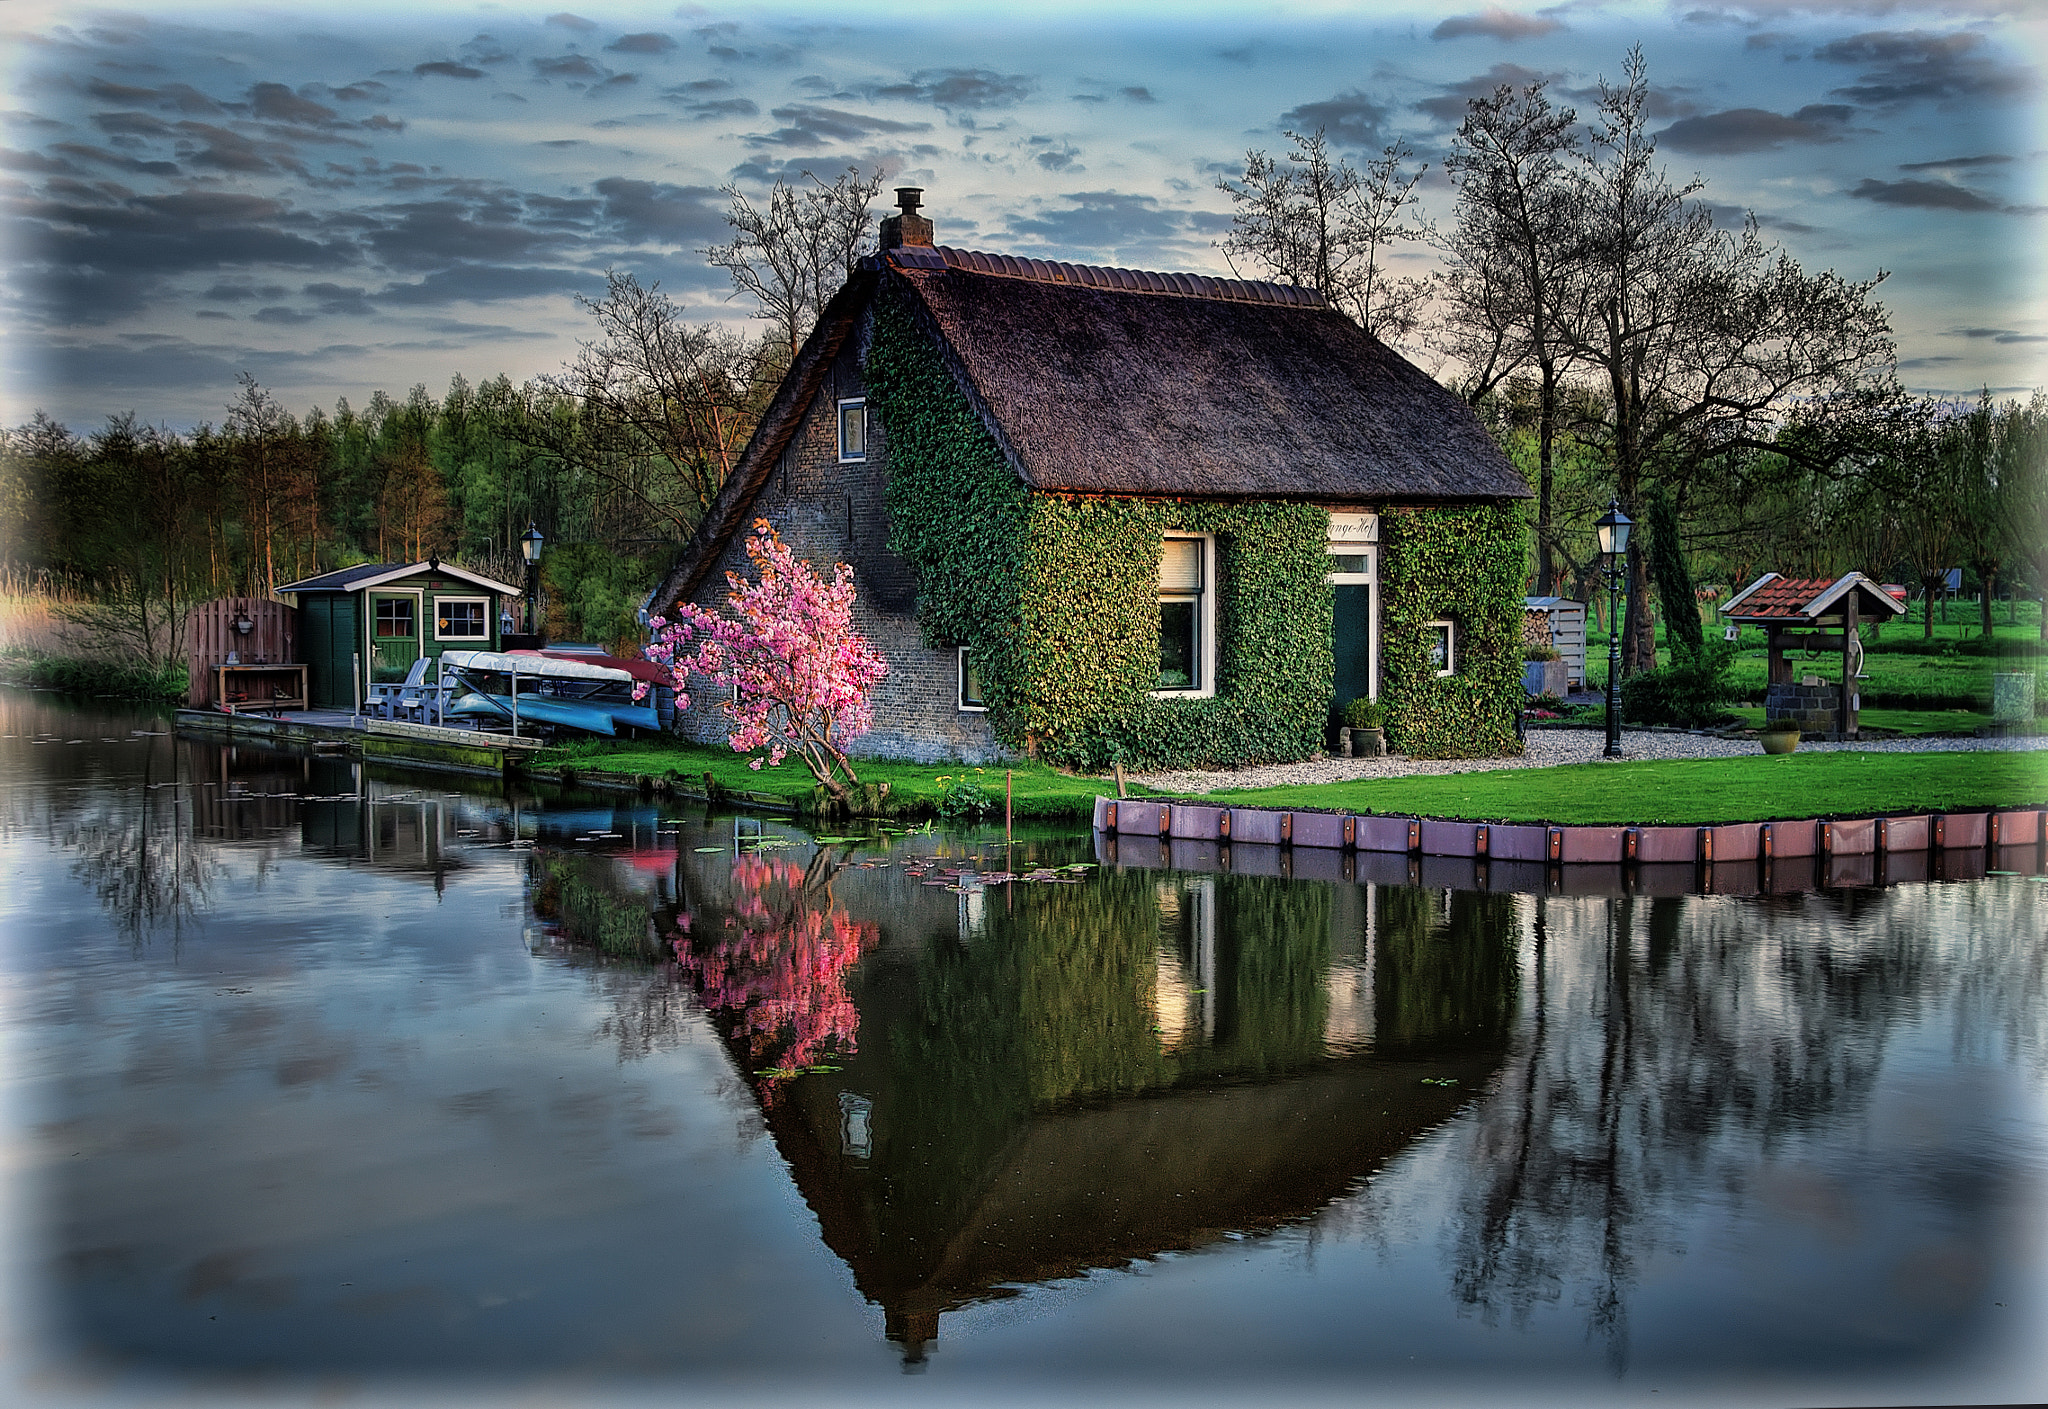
left=529, top=736, right=1120, bottom=820
left=1197, top=750, right=2048, bottom=827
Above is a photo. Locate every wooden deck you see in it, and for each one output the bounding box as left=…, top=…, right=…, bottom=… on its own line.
left=174, top=707, right=544, bottom=778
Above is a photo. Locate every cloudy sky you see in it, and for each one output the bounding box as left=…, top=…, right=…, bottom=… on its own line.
left=3, top=0, right=2043, bottom=433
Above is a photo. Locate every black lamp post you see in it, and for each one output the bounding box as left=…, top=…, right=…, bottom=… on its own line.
left=1595, top=499, right=1634, bottom=758
left=520, top=522, right=545, bottom=638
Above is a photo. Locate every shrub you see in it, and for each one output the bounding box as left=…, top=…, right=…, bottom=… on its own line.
left=1523, top=644, right=1560, bottom=662
left=1341, top=696, right=1384, bottom=729
left=937, top=776, right=996, bottom=819
left=1620, top=640, right=1738, bottom=728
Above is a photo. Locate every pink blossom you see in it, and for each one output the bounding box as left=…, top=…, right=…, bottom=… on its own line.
left=641, top=521, right=888, bottom=798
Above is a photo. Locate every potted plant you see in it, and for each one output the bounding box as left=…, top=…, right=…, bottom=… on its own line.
left=1523, top=643, right=1567, bottom=699
left=1342, top=697, right=1385, bottom=757
left=1760, top=719, right=1801, bottom=754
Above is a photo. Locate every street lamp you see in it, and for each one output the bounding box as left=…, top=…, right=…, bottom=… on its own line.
left=1594, top=499, right=1633, bottom=758
left=520, top=522, right=545, bottom=638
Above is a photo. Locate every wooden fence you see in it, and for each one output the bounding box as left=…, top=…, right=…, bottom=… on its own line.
left=184, top=597, right=298, bottom=706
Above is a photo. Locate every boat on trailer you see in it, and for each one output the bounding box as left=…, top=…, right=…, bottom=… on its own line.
left=439, top=648, right=673, bottom=737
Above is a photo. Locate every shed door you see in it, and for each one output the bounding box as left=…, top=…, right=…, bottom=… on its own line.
left=367, top=590, right=422, bottom=681
left=1328, top=546, right=1378, bottom=716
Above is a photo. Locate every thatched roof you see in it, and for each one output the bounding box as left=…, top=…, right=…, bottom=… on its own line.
left=892, top=244, right=1528, bottom=501
left=651, top=243, right=1526, bottom=614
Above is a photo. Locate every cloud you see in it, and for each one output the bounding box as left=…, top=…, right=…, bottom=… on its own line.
left=1431, top=8, right=1566, bottom=42
left=693, top=23, right=804, bottom=66
left=1120, top=86, right=1155, bottom=104
left=252, top=304, right=317, bottom=324
left=1655, top=104, right=1853, bottom=154
left=302, top=282, right=375, bottom=315
left=362, top=196, right=569, bottom=269
left=373, top=263, right=598, bottom=305
left=52, top=141, right=179, bottom=176
left=660, top=92, right=760, bottom=121
left=869, top=69, right=1035, bottom=111
left=592, top=176, right=727, bottom=245
left=1898, top=153, right=2010, bottom=171
left=414, top=61, right=484, bottom=80
left=745, top=104, right=931, bottom=149
left=327, top=82, right=391, bottom=103
left=1849, top=177, right=1999, bottom=211
left=1279, top=90, right=1390, bottom=150
left=1002, top=191, right=1228, bottom=259
left=532, top=55, right=606, bottom=80
left=608, top=33, right=676, bottom=54
left=1948, top=327, right=2048, bottom=343
left=546, top=13, right=597, bottom=31
left=1815, top=30, right=2032, bottom=108
left=1413, top=62, right=1557, bottom=125
left=84, top=77, right=221, bottom=114
left=1027, top=137, right=1082, bottom=172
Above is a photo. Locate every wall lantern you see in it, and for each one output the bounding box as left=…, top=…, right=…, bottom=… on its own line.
left=520, top=523, right=546, bottom=565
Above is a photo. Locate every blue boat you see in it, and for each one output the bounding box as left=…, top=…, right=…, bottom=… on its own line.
left=439, top=649, right=666, bottom=737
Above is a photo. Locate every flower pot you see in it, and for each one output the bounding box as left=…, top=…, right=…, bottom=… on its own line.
left=1354, top=726, right=1385, bottom=758
left=1760, top=729, right=1800, bottom=755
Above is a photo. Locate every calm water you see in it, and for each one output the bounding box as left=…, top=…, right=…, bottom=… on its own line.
left=3, top=690, right=2045, bottom=1408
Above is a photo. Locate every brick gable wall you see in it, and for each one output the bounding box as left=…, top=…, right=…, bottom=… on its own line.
left=671, top=310, right=1008, bottom=764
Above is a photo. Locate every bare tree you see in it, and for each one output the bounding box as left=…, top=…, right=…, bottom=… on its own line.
left=1439, top=79, right=1581, bottom=594
left=531, top=269, right=776, bottom=539
left=1217, top=129, right=1430, bottom=345
left=1556, top=48, right=1896, bottom=671
left=704, top=166, right=884, bottom=363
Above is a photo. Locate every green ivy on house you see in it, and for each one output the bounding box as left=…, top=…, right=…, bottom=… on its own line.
left=1379, top=504, right=1527, bottom=757
left=866, top=281, right=1526, bottom=769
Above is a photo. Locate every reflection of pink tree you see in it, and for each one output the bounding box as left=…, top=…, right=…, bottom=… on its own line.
left=642, top=520, right=887, bottom=803
left=671, top=854, right=879, bottom=1091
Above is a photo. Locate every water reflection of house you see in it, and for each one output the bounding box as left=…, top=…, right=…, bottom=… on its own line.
left=662, top=848, right=1519, bottom=1363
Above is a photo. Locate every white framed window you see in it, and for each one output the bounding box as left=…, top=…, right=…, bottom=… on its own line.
left=957, top=647, right=986, bottom=712
left=373, top=596, right=416, bottom=639
left=837, top=398, right=867, bottom=462
left=1155, top=534, right=1216, bottom=698
left=433, top=596, right=490, bottom=640
left=1427, top=619, right=1456, bottom=676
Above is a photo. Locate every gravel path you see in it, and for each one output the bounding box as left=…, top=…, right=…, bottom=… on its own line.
left=1130, top=728, right=2048, bottom=796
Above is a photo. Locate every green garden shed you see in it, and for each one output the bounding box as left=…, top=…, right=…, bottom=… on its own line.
left=276, top=561, right=523, bottom=710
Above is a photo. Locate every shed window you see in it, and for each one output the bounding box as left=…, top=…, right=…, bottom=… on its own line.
left=1156, top=535, right=1214, bottom=696
left=374, top=598, right=415, bottom=639
left=838, top=399, right=867, bottom=462
left=435, top=597, right=488, bottom=640
left=1428, top=620, right=1456, bottom=676
left=957, top=647, right=986, bottom=712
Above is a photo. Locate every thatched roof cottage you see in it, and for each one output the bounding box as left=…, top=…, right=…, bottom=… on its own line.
left=650, top=190, right=1530, bottom=768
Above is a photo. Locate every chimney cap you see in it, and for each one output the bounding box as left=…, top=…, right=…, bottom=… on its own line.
left=894, top=186, right=924, bottom=213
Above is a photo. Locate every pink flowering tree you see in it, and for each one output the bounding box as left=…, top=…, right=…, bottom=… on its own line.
left=642, top=519, right=888, bottom=802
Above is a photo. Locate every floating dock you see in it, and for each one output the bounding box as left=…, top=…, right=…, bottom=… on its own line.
left=174, top=708, right=544, bottom=778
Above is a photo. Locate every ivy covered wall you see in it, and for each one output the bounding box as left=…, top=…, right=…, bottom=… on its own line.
left=1379, top=504, right=1527, bottom=757
left=866, top=278, right=1525, bottom=769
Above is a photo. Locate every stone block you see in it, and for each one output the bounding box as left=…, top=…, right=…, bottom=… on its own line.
left=1115, top=800, right=1169, bottom=836
left=1633, top=826, right=1698, bottom=864
left=1488, top=824, right=1547, bottom=862
left=1227, top=808, right=1285, bottom=846
left=1168, top=805, right=1226, bottom=841
left=1356, top=815, right=1415, bottom=854
left=1823, top=818, right=1876, bottom=856
left=1936, top=813, right=1988, bottom=850
left=1992, top=810, right=2043, bottom=847
left=1560, top=827, right=1626, bottom=864
left=1880, top=815, right=1931, bottom=852
left=1420, top=819, right=1479, bottom=857
left=1762, top=820, right=1820, bottom=858
left=1290, top=811, right=1348, bottom=850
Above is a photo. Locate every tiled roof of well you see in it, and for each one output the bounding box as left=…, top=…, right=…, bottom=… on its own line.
left=1722, top=572, right=1910, bottom=622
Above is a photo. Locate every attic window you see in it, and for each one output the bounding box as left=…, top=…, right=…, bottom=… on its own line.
left=838, top=399, right=867, bottom=462
left=1155, top=534, right=1215, bottom=697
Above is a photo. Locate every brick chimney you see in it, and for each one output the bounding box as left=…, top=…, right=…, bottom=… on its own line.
left=879, top=187, right=933, bottom=250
